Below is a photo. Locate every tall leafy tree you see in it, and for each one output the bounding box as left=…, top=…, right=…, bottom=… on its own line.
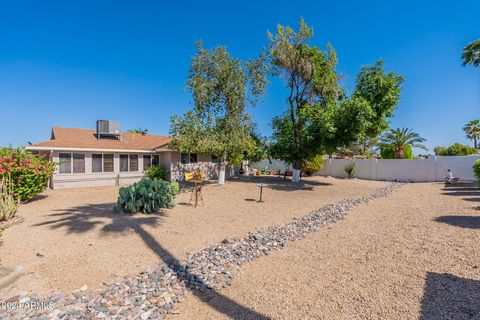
left=268, top=18, right=342, bottom=179
left=462, top=40, right=480, bottom=67
left=463, top=119, right=480, bottom=149
left=353, top=60, right=404, bottom=151
left=268, top=19, right=381, bottom=175
left=380, top=128, right=427, bottom=159
left=170, top=41, right=268, bottom=183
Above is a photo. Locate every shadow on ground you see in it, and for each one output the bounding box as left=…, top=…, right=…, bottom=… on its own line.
left=34, top=203, right=270, bottom=319
left=434, top=215, right=480, bottom=229
left=419, top=272, right=480, bottom=320
left=228, top=175, right=331, bottom=192
left=441, top=182, right=480, bottom=203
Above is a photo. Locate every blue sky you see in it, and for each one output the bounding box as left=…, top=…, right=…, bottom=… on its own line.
left=0, top=0, right=479, bottom=153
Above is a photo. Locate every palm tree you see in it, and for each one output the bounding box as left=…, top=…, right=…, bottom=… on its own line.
left=380, top=128, right=427, bottom=159
left=462, top=39, right=480, bottom=67
left=463, top=120, right=480, bottom=149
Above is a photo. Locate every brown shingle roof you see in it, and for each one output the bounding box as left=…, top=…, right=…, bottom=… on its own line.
left=28, top=127, right=171, bottom=151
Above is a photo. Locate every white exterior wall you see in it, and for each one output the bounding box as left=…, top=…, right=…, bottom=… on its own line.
left=319, top=155, right=480, bottom=182
left=251, top=160, right=289, bottom=173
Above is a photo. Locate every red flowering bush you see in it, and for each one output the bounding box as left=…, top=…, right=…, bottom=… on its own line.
left=0, top=147, right=55, bottom=202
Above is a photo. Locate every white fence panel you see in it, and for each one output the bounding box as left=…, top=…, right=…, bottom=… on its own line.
left=376, top=158, right=435, bottom=182
left=319, top=156, right=479, bottom=182
left=252, top=159, right=289, bottom=173
left=329, top=159, right=351, bottom=178
left=435, top=155, right=480, bottom=181
left=353, top=159, right=375, bottom=180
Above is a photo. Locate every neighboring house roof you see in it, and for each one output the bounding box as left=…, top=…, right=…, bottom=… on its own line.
left=27, top=127, right=171, bottom=152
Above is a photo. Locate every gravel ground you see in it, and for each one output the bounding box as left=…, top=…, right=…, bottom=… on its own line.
left=176, top=182, right=480, bottom=320
left=0, top=181, right=397, bottom=319
left=0, top=176, right=386, bottom=296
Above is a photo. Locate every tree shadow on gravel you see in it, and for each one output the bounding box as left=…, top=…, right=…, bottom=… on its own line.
left=228, top=175, right=331, bottom=192
left=441, top=184, right=480, bottom=203
left=34, top=203, right=270, bottom=320
left=419, top=272, right=480, bottom=320
left=434, top=215, right=480, bottom=229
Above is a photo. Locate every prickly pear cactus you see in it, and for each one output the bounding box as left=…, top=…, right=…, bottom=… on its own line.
left=114, top=178, right=180, bottom=213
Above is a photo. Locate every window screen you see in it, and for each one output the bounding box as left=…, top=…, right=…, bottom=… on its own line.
left=103, top=154, right=114, bottom=172
left=181, top=153, right=189, bottom=164
left=152, top=155, right=160, bottom=166
left=120, top=155, right=129, bottom=172
left=129, top=155, right=138, bottom=172
left=59, top=153, right=72, bottom=174
left=190, top=153, right=198, bottom=163
left=72, top=154, right=85, bottom=173
left=92, top=154, right=103, bottom=173
left=143, top=155, right=152, bottom=170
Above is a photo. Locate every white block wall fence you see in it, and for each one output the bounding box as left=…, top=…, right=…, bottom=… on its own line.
left=318, top=155, right=480, bottom=182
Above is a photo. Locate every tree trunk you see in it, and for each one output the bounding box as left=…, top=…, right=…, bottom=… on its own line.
left=218, top=154, right=227, bottom=185
left=292, top=159, right=301, bottom=182
left=475, top=137, right=478, bottom=150
left=395, top=148, right=404, bottom=159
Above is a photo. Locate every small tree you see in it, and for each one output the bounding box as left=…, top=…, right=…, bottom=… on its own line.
left=380, top=128, right=427, bottom=159
left=462, top=40, right=480, bottom=67
left=434, top=143, right=478, bottom=156
left=170, top=42, right=268, bottom=184
left=128, top=128, right=149, bottom=135
left=0, top=147, right=55, bottom=202
left=463, top=120, right=480, bottom=149
left=353, top=60, right=404, bottom=152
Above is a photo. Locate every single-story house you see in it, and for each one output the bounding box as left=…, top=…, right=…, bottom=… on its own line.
left=26, top=121, right=225, bottom=189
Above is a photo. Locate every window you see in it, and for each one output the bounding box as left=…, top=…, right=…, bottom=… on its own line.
left=120, top=155, right=129, bottom=172
left=190, top=153, right=197, bottom=163
left=59, top=153, right=72, bottom=174
left=211, top=154, right=219, bottom=163
left=59, top=153, right=85, bottom=174
left=152, top=155, right=160, bottom=166
left=103, top=154, right=114, bottom=172
left=72, top=154, right=85, bottom=173
left=181, top=153, right=197, bottom=164
left=181, top=153, right=189, bottom=164
left=129, top=155, right=138, bottom=172
left=143, top=155, right=152, bottom=170
left=92, top=154, right=103, bottom=173
left=92, top=154, right=114, bottom=173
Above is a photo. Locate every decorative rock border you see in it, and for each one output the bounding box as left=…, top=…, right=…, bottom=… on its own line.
left=0, top=183, right=401, bottom=319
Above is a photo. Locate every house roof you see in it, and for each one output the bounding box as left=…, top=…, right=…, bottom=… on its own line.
left=27, top=127, right=171, bottom=152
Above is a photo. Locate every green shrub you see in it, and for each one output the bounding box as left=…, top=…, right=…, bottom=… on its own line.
left=0, top=147, right=55, bottom=202
left=114, top=178, right=179, bottom=214
left=301, top=155, right=323, bottom=176
left=434, top=143, right=478, bottom=156
left=147, top=165, right=169, bottom=181
left=380, top=146, right=395, bottom=159
left=380, top=145, right=414, bottom=159
left=345, top=162, right=356, bottom=178
left=403, top=145, right=413, bottom=159
left=433, top=146, right=447, bottom=156
left=473, top=160, right=480, bottom=184
left=0, top=174, right=18, bottom=221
